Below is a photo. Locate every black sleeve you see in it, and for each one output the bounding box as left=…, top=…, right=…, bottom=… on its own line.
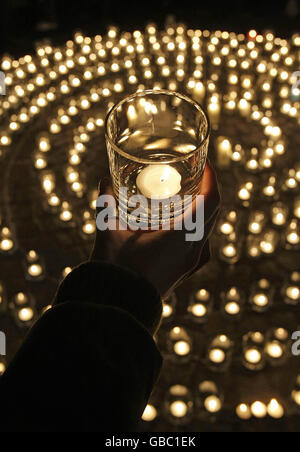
left=0, top=262, right=163, bottom=432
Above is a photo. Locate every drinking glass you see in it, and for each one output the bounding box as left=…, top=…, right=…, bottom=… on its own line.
left=105, top=89, right=210, bottom=226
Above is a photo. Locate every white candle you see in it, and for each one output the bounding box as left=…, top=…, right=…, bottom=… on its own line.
left=193, top=81, right=205, bottom=103
left=136, top=164, right=181, bottom=199
left=217, top=137, right=232, bottom=168
left=207, top=102, right=220, bottom=129
left=267, top=399, right=284, bottom=419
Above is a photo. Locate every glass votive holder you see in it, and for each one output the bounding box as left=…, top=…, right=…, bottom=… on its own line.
left=162, top=293, right=177, bottom=320
left=207, top=334, right=233, bottom=372
left=24, top=250, right=44, bottom=281
left=165, top=384, right=193, bottom=425
left=282, top=272, right=300, bottom=306
left=196, top=381, right=223, bottom=418
left=242, top=331, right=266, bottom=371
left=249, top=278, right=274, bottom=313
left=167, top=326, right=192, bottom=362
left=271, top=202, right=289, bottom=227
left=248, top=211, right=266, bottom=235
left=265, top=327, right=289, bottom=366
left=221, top=286, right=245, bottom=319
left=0, top=226, right=16, bottom=255
left=219, top=238, right=241, bottom=264
left=285, top=219, right=300, bottom=250
left=259, top=229, right=280, bottom=255
left=105, top=89, right=210, bottom=227
left=10, top=292, right=36, bottom=328
left=187, top=288, right=213, bottom=324
left=247, top=235, right=263, bottom=259
left=261, top=174, right=278, bottom=200
left=237, top=180, right=255, bottom=206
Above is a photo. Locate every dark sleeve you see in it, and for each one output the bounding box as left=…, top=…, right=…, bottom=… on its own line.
left=0, top=262, right=163, bottom=432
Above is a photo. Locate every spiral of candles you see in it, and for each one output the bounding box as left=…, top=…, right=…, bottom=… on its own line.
left=0, top=22, right=300, bottom=432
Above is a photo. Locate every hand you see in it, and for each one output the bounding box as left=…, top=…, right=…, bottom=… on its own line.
left=90, top=162, right=220, bottom=299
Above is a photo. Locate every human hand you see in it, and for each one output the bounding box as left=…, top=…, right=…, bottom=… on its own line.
left=90, top=162, right=220, bottom=299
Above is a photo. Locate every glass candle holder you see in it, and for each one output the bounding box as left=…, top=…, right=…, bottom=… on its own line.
left=242, top=331, right=266, bottom=371
left=165, top=384, right=193, bottom=426
left=105, top=89, right=210, bottom=226
left=196, top=381, right=223, bottom=418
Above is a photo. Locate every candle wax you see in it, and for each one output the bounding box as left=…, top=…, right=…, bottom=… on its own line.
left=136, top=164, right=182, bottom=199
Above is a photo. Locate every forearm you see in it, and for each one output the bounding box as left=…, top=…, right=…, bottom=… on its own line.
left=0, top=262, right=163, bottom=432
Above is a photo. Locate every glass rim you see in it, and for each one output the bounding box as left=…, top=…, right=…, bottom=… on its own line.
left=105, top=88, right=210, bottom=165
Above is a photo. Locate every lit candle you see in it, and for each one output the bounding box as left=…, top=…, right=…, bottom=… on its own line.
left=207, top=101, right=220, bottom=129
left=245, top=348, right=262, bottom=364
left=217, top=137, right=232, bottom=168
left=136, top=165, right=182, bottom=199
left=225, top=301, right=240, bottom=315
left=193, top=81, right=205, bottom=103
left=265, top=341, right=283, bottom=359
left=286, top=286, right=300, bottom=301
left=238, top=99, right=251, bottom=117
left=190, top=303, right=207, bottom=317
left=18, top=307, right=34, bottom=322
left=142, top=404, right=157, bottom=422
left=169, top=400, right=188, bottom=418
left=236, top=403, right=251, bottom=420
left=267, top=399, right=284, bottom=419
left=209, top=348, right=226, bottom=364
left=251, top=401, right=267, bottom=418
left=204, top=395, right=222, bottom=413
left=174, top=340, right=191, bottom=356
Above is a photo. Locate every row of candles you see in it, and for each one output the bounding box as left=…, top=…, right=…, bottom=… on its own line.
left=1, top=278, right=298, bottom=323
left=140, top=374, right=300, bottom=423
left=0, top=335, right=296, bottom=423
left=141, top=396, right=291, bottom=422
left=162, top=278, right=300, bottom=324
left=0, top=26, right=299, bottom=138
left=164, top=327, right=294, bottom=370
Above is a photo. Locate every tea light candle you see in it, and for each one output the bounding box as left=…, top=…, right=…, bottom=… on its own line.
left=245, top=348, right=262, bottom=364
left=265, top=341, right=283, bottom=359
left=142, top=404, right=157, bottom=422
left=136, top=164, right=182, bottom=199
left=217, top=137, right=232, bottom=168
left=267, top=399, right=284, bottom=419
left=193, top=81, right=205, bottom=103
left=174, top=340, right=191, bottom=356
left=204, top=395, right=222, bottom=413
left=207, top=101, right=220, bottom=128
left=236, top=403, right=251, bottom=420
left=251, top=401, right=267, bottom=418
left=209, top=348, right=226, bottom=363
left=169, top=400, right=188, bottom=418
